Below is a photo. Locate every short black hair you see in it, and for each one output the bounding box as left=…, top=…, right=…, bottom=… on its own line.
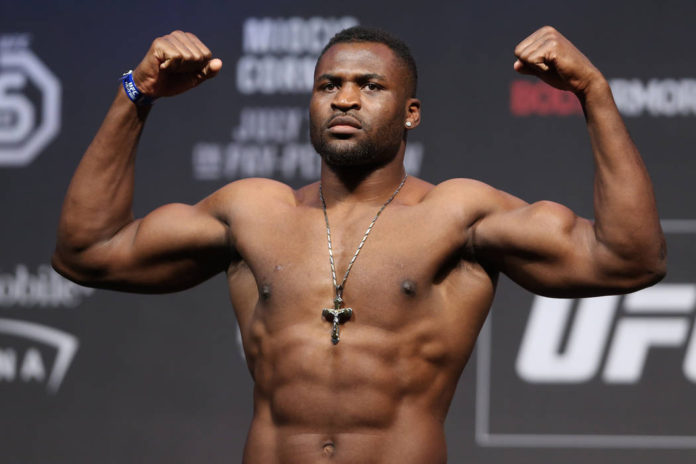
left=318, top=26, right=418, bottom=97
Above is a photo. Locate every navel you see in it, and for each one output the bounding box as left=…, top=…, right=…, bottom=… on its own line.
left=401, top=279, right=417, bottom=296
left=322, top=441, right=335, bottom=457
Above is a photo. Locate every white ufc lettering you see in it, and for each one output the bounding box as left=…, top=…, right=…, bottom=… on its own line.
left=516, top=284, right=696, bottom=384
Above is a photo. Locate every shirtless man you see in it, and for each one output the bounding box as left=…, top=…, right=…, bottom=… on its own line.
left=53, top=26, right=666, bottom=463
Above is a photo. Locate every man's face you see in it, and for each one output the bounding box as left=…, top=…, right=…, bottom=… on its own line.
left=309, top=42, right=415, bottom=168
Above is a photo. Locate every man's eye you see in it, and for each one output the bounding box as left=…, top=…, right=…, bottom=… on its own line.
left=364, top=83, right=379, bottom=91
left=323, top=83, right=337, bottom=91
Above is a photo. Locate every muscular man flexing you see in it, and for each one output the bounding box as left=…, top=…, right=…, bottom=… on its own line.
left=53, top=26, right=665, bottom=463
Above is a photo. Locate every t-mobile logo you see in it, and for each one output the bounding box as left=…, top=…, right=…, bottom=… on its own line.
left=516, top=284, right=696, bottom=384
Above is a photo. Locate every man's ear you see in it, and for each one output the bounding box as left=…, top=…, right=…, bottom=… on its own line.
left=405, top=98, right=421, bottom=129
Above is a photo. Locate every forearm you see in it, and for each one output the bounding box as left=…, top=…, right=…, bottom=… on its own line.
left=56, top=87, right=149, bottom=255
left=581, top=77, right=666, bottom=274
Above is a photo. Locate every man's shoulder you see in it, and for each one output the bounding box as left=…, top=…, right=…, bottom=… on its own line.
left=208, top=177, right=299, bottom=205
left=194, top=178, right=302, bottom=224
left=424, top=178, right=502, bottom=204
left=420, top=178, right=529, bottom=224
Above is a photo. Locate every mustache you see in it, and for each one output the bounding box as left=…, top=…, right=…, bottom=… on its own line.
left=325, top=112, right=364, bottom=128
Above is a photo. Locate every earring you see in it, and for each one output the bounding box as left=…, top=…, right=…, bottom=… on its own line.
left=405, top=121, right=412, bottom=127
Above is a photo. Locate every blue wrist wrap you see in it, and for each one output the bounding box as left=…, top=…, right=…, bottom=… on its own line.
left=121, top=70, right=155, bottom=106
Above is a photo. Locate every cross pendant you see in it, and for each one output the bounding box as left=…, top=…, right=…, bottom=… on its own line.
left=322, top=296, right=352, bottom=345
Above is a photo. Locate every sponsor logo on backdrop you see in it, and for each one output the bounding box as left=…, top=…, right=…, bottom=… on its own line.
left=0, top=265, right=93, bottom=393
left=0, top=264, right=95, bottom=308
left=510, top=79, right=583, bottom=116
left=510, top=78, right=696, bottom=117
left=0, top=34, right=61, bottom=167
left=517, top=284, right=696, bottom=384
left=0, top=318, right=78, bottom=394
left=477, top=226, right=696, bottom=448
left=192, top=16, right=424, bottom=182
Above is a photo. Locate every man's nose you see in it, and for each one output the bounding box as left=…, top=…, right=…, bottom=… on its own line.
left=331, top=84, right=361, bottom=111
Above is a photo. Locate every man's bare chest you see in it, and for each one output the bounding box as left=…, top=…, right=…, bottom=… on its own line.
left=227, top=202, right=491, bottom=329
left=225, top=198, right=496, bottom=390
left=241, top=204, right=458, bottom=285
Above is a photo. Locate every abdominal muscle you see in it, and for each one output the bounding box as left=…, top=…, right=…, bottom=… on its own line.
left=240, top=313, right=464, bottom=464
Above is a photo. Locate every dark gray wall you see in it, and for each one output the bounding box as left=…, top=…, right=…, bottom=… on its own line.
left=1, top=1, right=694, bottom=462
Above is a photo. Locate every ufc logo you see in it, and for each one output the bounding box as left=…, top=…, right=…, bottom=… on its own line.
left=516, top=284, right=696, bottom=384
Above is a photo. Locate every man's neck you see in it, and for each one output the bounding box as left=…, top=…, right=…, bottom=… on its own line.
left=319, top=159, right=407, bottom=207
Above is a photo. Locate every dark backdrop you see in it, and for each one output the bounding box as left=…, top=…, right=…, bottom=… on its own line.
left=1, top=1, right=694, bottom=462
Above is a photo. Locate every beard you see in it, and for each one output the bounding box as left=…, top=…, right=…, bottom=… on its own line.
left=310, top=114, right=404, bottom=168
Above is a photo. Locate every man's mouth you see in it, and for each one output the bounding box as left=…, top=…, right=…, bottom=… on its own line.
left=327, top=115, right=362, bottom=135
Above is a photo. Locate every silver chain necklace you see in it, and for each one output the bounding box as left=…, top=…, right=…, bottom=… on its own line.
left=319, top=174, right=408, bottom=345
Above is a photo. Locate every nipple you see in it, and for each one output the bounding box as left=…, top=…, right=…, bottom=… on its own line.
left=401, top=279, right=417, bottom=296
left=260, top=283, right=271, bottom=301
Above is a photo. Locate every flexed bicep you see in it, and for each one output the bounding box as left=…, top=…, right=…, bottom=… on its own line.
left=471, top=194, right=659, bottom=298
left=54, top=30, right=232, bottom=293
left=53, top=198, right=232, bottom=293
left=469, top=26, right=666, bottom=298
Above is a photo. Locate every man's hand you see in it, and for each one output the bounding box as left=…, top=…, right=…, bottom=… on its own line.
left=513, top=26, right=602, bottom=95
left=131, top=30, right=222, bottom=98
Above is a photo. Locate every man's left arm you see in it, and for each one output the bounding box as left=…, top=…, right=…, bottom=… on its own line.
left=471, top=26, right=666, bottom=298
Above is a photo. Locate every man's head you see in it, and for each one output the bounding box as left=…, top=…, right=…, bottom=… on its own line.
left=310, top=26, right=421, bottom=169
left=319, top=27, right=418, bottom=98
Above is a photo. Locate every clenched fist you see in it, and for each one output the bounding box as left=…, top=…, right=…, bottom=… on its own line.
left=132, top=30, right=222, bottom=98
left=514, top=26, right=604, bottom=95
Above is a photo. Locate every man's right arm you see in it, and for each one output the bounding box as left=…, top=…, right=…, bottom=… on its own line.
left=52, top=31, right=231, bottom=293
